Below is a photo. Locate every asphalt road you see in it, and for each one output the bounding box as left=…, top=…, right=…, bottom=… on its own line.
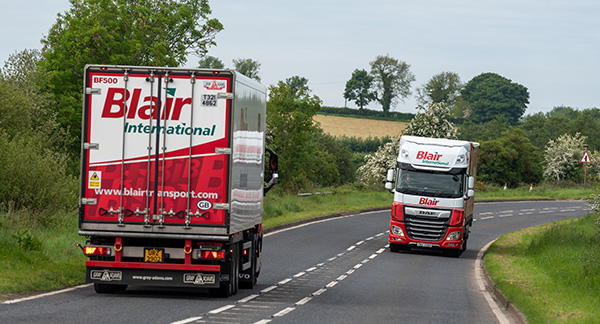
left=0, top=200, right=589, bottom=324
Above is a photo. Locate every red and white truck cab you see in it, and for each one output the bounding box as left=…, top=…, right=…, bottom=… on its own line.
left=385, top=136, right=479, bottom=257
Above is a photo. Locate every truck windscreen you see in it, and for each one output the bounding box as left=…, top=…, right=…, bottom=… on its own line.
left=395, top=169, right=464, bottom=198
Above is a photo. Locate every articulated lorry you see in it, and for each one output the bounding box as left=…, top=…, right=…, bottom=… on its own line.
left=385, top=136, right=479, bottom=257
left=78, top=65, right=277, bottom=297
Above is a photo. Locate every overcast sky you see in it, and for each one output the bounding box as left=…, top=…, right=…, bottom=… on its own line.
left=2, top=0, right=598, bottom=115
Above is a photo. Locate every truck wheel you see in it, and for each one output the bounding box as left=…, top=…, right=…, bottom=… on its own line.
left=94, top=283, right=127, bottom=294
left=211, top=243, right=240, bottom=298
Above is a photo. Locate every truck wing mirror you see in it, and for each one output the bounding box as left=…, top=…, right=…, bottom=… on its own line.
left=385, top=169, right=395, bottom=192
left=468, top=176, right=475, bottom=189
left=264, top=149, right=279, bottom=196
left=465, top=189, right=475, bottom=200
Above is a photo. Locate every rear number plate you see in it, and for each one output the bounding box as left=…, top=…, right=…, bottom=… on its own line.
left=416, top=243, right=433, bottom=248
left=144, top=248, right=164, bottom=263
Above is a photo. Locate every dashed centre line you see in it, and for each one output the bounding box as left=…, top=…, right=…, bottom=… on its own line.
left=170, top=233, right=388, bottom=324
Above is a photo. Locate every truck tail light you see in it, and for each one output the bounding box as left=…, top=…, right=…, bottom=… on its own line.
left=450, top=209, right=464, bottom=226
left=84, top=246, right=111, bottom=256
left=200, top=250, right=225, bottom=259
left=391, top=203, right=404, bottom=222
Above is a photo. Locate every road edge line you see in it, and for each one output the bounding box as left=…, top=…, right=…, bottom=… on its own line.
left=476, top=240, right=527, bottom=324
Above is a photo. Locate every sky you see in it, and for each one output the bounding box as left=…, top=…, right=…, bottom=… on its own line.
left=1, top=0, right=599, bottom=115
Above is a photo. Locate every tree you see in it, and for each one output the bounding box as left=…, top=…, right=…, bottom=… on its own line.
left=266, top=81, right=322, bottom=190
left=478, top=129, right=542, bottom=187
left=198, top=55, right=224, bottom=69
left=232, top=58, right=261, bottom=81
left=40, top=0, right=223, bottom=154
left=1, top=50, right=63, bottom=146
left=461, top=72, right=529, bottom=125
left=285, top=76, right=310, bottom=98
left=543, top=133, right=587, bottom=182
left=458, top=115, right=512, bottom=143
left=343, top=69, right=375, bottom=110
left=402, top=102, right=457, bottom=139
left=369, top=55, right=415, bottom=116
left=0, top=52, right=76, bottom=220
left=416, top=71, right=462, bottom=106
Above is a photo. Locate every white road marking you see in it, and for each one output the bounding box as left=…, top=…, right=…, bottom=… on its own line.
left=325, top=281, right=338, bottom=288
left=2, top=284, right=92, bottom=304
left=278, top=278, right=292, bottom=285
left=312, top=288, right=327, bottom=296
left=253, top=320, right=272, bottom=324
left=170, top=316, right=203, bottom=324
left=238, top=294, right=259, bottom=303
left=208, top=304, right=235, bottom=314
left=272, top=307, right=295, bottom=317
left=260, top=285, right=277, bottom=293
left=295, top=297, right=312, bottom=305
left=293, top=271, right=306, bottom=278
left=475, top=240, right=511, bottom=324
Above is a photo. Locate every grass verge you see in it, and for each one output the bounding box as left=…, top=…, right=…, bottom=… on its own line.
left=263, top=185, right=390, bottom=228
left=0, top=213, right=86, bottom=299
left=485, top=214, right=600, bottom=324
left=476, top=183, right=594, bottom=201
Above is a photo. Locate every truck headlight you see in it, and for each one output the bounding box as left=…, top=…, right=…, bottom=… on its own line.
left=392, top=225, right=404, bottom=237
left=446, top=231, right=461, bottom=240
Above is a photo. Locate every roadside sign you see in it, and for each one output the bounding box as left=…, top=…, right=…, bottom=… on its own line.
left=580, top=150, right=591, bottom=163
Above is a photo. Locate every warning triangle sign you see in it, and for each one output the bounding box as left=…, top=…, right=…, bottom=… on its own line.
left=90, top=172, right=100, bottom=180
left=580, top=150, right=591, bottom=163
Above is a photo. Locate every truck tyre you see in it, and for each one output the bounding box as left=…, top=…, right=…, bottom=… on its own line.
left=211, top=243, right=240, bottom=298
left=94, top=283, right=127, bottom=294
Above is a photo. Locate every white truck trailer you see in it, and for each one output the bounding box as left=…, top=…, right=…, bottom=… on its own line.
left=78, top=65, right=277, bottom=297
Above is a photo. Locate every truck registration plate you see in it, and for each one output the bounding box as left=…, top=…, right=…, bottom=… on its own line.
left=416, top=243, right=433, bottom=248
left=144, top=248, right=164, bottom=263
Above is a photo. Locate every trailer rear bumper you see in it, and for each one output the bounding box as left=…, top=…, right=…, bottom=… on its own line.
left=86, top=261, right=221, bottom=288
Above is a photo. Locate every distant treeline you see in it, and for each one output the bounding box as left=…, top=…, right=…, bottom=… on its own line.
left=319, top=106, right=415, bottom=122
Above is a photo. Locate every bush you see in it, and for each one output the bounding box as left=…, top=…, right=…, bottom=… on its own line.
left=0, top=132, right=77, bottom=226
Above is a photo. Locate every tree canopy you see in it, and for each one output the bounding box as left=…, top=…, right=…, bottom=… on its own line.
left=232, top=58, right=261, bottom=81
left=543, top=133, right=587, bottom=182
left=285, top=76, right=310, bottom=98
left=478, top=129, right=542, bottom=187
left=198, top=55, right=224, bottom=69
left=461, top=72, right=529, bottom=125
left=402, top=102, right=457, bottom=139
left=369, top=55, right=415, bottom=116
left=343, top=69, right=375, bottom=110
left=416, top=71, right=462, bottom=106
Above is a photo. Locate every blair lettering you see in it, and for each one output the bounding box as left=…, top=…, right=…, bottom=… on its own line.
left=416, top=151, right=442, bottom=161
left=419, top=197, right=439, bottom=206
left=101, top=87, right=191, bottom=121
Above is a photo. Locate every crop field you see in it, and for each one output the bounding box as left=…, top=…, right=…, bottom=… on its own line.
left=314, top=115, right=409, bottom=139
